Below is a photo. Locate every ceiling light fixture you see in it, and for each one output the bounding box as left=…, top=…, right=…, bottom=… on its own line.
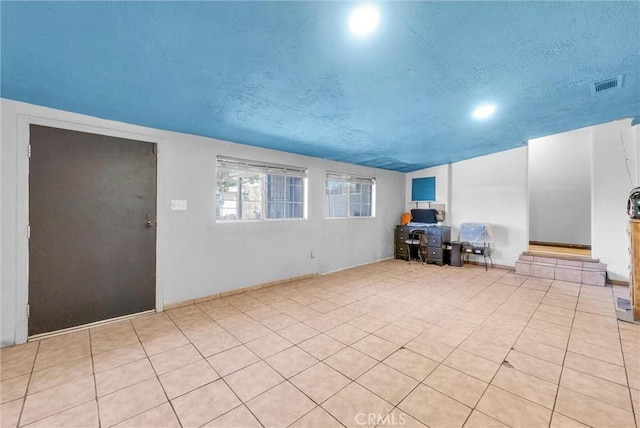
left=472, top=104, right=496, bottom=120
left=348, top=4, right=380, bottom=37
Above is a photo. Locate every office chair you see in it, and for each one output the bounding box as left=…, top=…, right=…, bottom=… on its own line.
left=405, top=230, right=425, bottom=264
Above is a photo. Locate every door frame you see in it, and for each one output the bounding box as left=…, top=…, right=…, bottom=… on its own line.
left=15, top=114, right=165, bottom=343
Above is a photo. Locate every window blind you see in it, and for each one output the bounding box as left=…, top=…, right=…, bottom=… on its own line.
left=326, top=171, right=375, bottom=184
left=217, top=156, right=307, bottom=178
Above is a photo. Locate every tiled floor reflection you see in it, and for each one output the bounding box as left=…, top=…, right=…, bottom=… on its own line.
left=1, top=260, right=639, bottom=427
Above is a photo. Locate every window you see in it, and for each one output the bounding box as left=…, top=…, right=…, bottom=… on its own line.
left=325, top=172, right=375, bottom=218
left=216, top=156, right=307, bottom=221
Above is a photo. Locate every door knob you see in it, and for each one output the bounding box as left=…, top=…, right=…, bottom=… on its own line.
left=145, top=213, right=156, bottom=229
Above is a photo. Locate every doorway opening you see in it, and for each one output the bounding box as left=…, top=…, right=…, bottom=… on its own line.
left=528, top=127, right=592, bottom=258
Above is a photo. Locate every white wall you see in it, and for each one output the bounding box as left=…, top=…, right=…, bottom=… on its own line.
left=449, top=148, right=529, bottom=268
left=1, top=101, right=18, bottom=347
left=1, top=99, right=405, bottom=346
left=528, top=127, right=592, bottom=246
left=591, top=119, right=639, bottom=282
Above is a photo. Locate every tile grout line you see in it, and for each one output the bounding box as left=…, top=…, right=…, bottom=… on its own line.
left=16, top=333, right=98, bottom=428
left=616, top=317, right=640, bottom=428
left=380, top=275, right=552, bottom=423
left=125, top=316, right=183, bottom=428
left=88, top=325, right=102, bottom=428
left=159, top=321, right=193, bottom=428
left=323, top=268, right=451, bottom=418
left=221, top=276, right=402, bottom=427
left=453, top=274, right=547, bottom=427
left=15, top=340, right=40, bottom=428
left=439, top=272, right=530, bottom=419
left=220, top=270, right=436, bottom=427
left=84, top=312, right=182, bottom=426
left=448, top=276, right=609, bottom=426
left=243, top=293, right=392, bottom=427
left=546, top=283, right=635, bottom=426
left=160, top=310, right=270, bottom=428
left=324, top=269, right=510, bottom=426
left=545, top=281, right=580, bottom=428
left=168, top=305, right=267, bottom=428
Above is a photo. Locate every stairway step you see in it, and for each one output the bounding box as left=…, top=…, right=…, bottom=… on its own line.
left=582, top=270, right=607, bottom=287
left=521, top=251, right=599, bottom=263
left=516, top=252, right=607, bottom=286
left=531, top=262, right=554, bottom=279
left=517, top=254, right=604, bottom=268
left=514, top=261, right=531, bottom=276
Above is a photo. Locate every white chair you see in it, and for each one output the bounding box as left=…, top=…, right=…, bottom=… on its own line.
left=460, top=223, right=494, bottom=270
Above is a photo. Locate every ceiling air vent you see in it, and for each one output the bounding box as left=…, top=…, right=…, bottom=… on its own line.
left=590, top=75, right=623, bottom=96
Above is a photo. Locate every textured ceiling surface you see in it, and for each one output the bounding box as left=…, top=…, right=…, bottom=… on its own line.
left=2, top=1, right=639, bottom=172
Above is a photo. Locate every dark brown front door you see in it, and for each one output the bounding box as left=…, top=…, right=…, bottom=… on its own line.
left=28, top=125, right=157, bottom=335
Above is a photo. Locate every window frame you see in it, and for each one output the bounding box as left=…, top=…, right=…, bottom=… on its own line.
left=216, top=156, right=308, bottom=222
left=325, top=172, right=376, bottom=219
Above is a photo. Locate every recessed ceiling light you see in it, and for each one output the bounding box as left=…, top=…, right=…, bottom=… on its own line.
left=472, top=104, right=496, bottom=120
left=348, top=4, right=380, bottom=37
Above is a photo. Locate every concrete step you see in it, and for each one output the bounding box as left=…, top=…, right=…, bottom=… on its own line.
left=515, top=254, right=607, bottom=286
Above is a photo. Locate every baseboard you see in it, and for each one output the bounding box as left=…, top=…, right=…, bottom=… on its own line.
left=321, top=257, right=395, bottom=275
left=529, top=241, right=591, bottom=250
left=608, top=278, right=630, bottom=286
left=163, top=273, right=319, bottom=311
left=460, top=260, right=514, bottom=271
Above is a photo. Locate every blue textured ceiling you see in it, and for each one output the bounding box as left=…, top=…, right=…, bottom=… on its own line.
left=2, top=1, right=639, bottom=172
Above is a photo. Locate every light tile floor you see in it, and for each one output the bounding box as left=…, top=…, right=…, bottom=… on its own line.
left=1, top=260, right=639, bottom=428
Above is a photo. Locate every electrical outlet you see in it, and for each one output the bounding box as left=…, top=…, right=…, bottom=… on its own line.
left=171, top=199, right=188, bottom=211
left=310, top=251, right=315, bottom=258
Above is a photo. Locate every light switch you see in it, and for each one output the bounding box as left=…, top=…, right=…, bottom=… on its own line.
left=171, top=199, right=187, bottom=211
